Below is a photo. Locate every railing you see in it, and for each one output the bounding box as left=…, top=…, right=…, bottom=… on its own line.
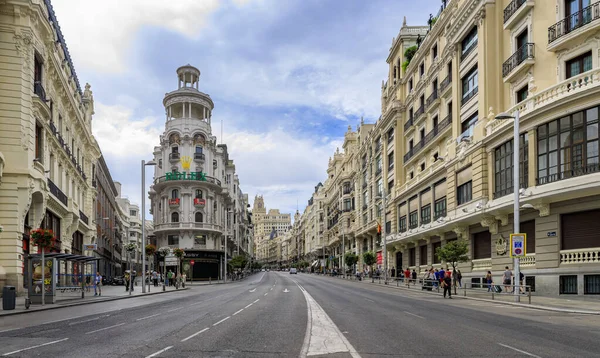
left=49, top=121, right=57, bottom=135
left=375, top=168, right=382, bottom=177
left=403, top=148, right=414, bottom=163
left=520, top=254, right=536, bottom=267
left=504, top=0, right=527, bottom=24
left=404, top=117, right=413, bottom=131
left=194, top=152, right=205, bottom=161
left=79, top=210, right=89, bottom=225
left=155, top=222, right=223, bottom=231
left=536, top=163, right=600, bottom=185
left=169, top=152, right=180, bottom=161
left=493, top=180, right=528, bottom=199
left=168, top=198, right=180, bottom=206
left=471, top=258, right=492, bottom=270
left=343, top=187, right=352, bottom=195
left=414, top=106, right=425, bottom=120
left=434, top=205, right=446, bottom=220
left=461, top=87, right=478, bottom=106
left=403, top=117, right=451, bottom=163
left=502, top=43, right=534, bottom=77
left=194, top=198, right=206, bottom=207
left=375, top=144, right=381, bottom=153
left=154, top=172, right=221, bottom=186
left=408, top=220, right=418, bottom=230
left=461, top=39, right=478, bottom=62
left=426, top=88, right=439, bottom=107
left=34, top=81, right=47, bottom=102
left=560, top=247, right=600, bottom=264
left=548, top=2, right=600, bottom=44
left=47, top=178, right=68, bottom=206
left=440, top=73, right=452, bottom=92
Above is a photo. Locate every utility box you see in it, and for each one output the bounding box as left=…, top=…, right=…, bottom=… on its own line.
left=2, top=286, right=16, bottom=310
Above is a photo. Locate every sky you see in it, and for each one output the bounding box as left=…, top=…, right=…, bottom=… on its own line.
left=51, top=0, right=441, bottom=220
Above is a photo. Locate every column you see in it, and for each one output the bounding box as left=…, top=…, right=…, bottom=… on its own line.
left=203, top=107, right=206, bottom=120
left=182, top=102, right=186, bottom=118
left=189, top=103, right=192, bottom=119
left=527, top=129, right=536, bottom=188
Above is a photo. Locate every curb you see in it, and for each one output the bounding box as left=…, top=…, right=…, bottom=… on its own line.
left=320, top=275, right=600, bottom=315
left=0, top=287, right=190, bottom=317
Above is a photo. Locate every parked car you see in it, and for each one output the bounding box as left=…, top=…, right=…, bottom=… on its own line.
left=112, top=276, right=125, bottom=285
left=290, top=268, right=297, bottom=274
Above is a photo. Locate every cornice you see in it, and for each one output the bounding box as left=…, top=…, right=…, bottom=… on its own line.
left=447, top=0, right=485, bottom=43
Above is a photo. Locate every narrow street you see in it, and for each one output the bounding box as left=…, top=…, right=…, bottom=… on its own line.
left=1, top=272, right=599, bottom=357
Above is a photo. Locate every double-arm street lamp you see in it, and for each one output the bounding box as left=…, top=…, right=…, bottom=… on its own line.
left=495, top=110, right=521, bottom=303
left=374, top=188, right=388, bottom=285
left=141, top=159, right=157, bottom=293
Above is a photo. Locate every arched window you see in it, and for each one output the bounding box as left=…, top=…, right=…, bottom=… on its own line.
left=171, top=146, right=178, bottom=153
left=195, top=212, right=203, bottom=223
left=171, top=189, right=179, bottom=199
left=195, top=146, right=203, bottom=154
left=171, top=212, right=179, bottom=223
left=195, top=190, right=203, bottom=199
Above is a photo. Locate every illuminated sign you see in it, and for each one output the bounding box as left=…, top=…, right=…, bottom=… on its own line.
left=165, top=171, right=207, bottom=181
left=510, top=233, right=527, bottom=258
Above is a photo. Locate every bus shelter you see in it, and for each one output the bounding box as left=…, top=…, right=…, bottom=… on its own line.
left=28, top=253, right=100, bottom=304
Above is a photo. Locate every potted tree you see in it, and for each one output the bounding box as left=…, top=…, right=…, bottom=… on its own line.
left=31, top=228, right=55, bottom=305
left=436, top=240, right=469, bottom=295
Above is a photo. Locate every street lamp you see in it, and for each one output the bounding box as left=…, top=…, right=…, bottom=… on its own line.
left=375, top=188, right=388, bottom=285
left=141, top=159, right=157, bottom=293
left=495, top=110, right=521, bottom=303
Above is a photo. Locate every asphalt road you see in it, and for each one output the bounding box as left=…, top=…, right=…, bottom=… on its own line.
left=1, top=271, right=599, bottom=357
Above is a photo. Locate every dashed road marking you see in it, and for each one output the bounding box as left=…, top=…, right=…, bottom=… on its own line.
left=213, top=316, right=230, bottom=326
left=233, top=309, right=243, bottom=316
left=498, top=343, right=541, bottom=358
left=136, top=313, right=160, bottom=321
left=403, top=311, right=425, bottom=319
left=181, top=328, right=209, bottom=342
left=85, top=323, right=126, bottom=334
left=145, top=346, right=173, bottom=358
left=2, top=338, right=69, bottom=356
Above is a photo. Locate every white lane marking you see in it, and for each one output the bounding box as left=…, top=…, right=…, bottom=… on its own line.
left=68, top=317, right=100, bottom=325
left=181, top=328, right=209, bottom=342
left=249, top=288, right=256, bottom=292
left=2, top=338, right=69, bottom=356
left=251, top=273, right=266, bottom=284
left=295, top=281, right=361, bottom=358
left=167, top=307, right=184, bottom=312
left=270, top=287, right=273, bottom=291
left=403, top=311, right=425, bottom=319
left=85, top=323, right=126, bottom=334
left=233, top=309, right=244, bottom=316
left=244, top=303, right=253, bottom=309
left=284, top=289, right=290, bottom=293
left=253, top=299, right=260, bottom=304
left=145, top=346, right=173, bottom=358
left=498, top=343, right=542, bottom=358
left=0, top=328, right=20, bottom=334
left=264, top=292, right=268, bottom=296
left=136, top=313, right=161, bottom=321
left=365, top=298, right=375, bottom=303
left=42, top=315, right=85, bottom=325
left=213, top=316, right=230, bottom=326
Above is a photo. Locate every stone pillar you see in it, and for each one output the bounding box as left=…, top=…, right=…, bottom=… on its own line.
left=528, top=129, right=536, bottom=188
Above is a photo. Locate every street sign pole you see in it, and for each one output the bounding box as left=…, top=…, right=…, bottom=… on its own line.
left=190, top=260, right=195, bottom=286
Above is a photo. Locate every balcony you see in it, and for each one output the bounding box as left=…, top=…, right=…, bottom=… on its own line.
left=362, top=181, right=367, bottom=189
left=461, top=87, right=478, bottom=107
left=560, top=247, right=600, bottom=264
left=504, top=0, right=534, bottom=30
left=375, top=168, right=382, bottom=177
left=403, top=115, right=451, bottom=163
left=536, top=163, right=600, bottom=186
left=169, top=152, right=180, bottom=163
left=193, top=198, right=206, bottom=207
left=440, top=74, right=452, bottom=94
left=168, top=198, right=180, bottom=207
left=194, top=152, right=205, bottom=162
left=47, top=178, right=68, bottom=207
left=404, top=117, right=413, bottom=132
left=33, top=81, right=47, bottom=102
left=502, top=43, right=535, bottom=82
left=79, top=210, right=89, bottom=225
left=342, top=187, right=352, bottom=195
left=154, top=172, right=221, bottom=187
left=414, top=106, right=425, bottom=121
left=426, top=88, right=439, bottom=109
left=548, top=2, right=600, bottom=51
left=155, top=222, right=223, bottom=233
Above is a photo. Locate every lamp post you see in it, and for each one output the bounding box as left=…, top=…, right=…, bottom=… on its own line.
left=141, top=159, right=157, bottom=293
left=495, top=110, right=521, bottom=303
left=375, top=188, right=388, bottom=284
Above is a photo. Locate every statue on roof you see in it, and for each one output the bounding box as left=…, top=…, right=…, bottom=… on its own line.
left=403, top=16, right=407, bottom=27
left=417, top=34, right=422, bottom=48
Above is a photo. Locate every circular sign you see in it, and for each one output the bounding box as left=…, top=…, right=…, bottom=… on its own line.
left=514, top=248, right=522, bottom=255
left=190, top=260, right=195, bottom=265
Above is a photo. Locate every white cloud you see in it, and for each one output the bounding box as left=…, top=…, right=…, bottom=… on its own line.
left=50, top=0, right=221, bottom=73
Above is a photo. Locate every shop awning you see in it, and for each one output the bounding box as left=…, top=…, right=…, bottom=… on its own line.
left=28, top=252, right=100, bottom=263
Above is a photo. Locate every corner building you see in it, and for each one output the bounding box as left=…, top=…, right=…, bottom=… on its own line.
left=149, top=65, right=251, bottom=280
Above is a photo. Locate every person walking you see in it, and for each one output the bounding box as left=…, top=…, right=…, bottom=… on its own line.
left=502, top=266, right=512, bottom=293
left=94, top=271, right=102, bottom=296
left=404, top=267, right=410, bottom=287
left=486, top=270, right=493, bottom=292
left=456, top=269, right=463, bottom=288
left=442, top=272, right=452, bottom=299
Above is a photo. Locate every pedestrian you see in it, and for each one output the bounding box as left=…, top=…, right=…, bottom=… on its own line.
left=519, top=271, right=525, bottom=294
left=486, top=270, right=493, bottom=292
left=502, top=266, right=512, bottom=293
left=411, top=269, right=417, bottom=282
left=404, top=267, right=411, bottom=286
left=442, top=272, right=452, bottom=299
left=153, top=271, right=158, bottom=287
left=94, top=271, right=102, bottom=296
left=391, top=267, right=396, bottom=278
left=125, top=272, right=130, bottom=291
left=456, top=269, right=463, bottom=288
left=182, top=272, right=187, bottom=288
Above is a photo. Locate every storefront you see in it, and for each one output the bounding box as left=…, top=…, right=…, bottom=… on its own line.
left=181, top=250, right=228, bottom=281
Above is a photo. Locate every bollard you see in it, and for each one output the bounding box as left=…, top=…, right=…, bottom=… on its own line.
left=209, top=277, right=211, bottom=285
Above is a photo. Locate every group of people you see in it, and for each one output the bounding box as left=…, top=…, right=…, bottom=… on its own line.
left=485, top=266, right=526, bottom=294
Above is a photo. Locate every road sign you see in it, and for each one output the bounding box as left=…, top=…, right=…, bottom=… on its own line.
left=510, top=233, right=527, bottom=258
left=83, top=244, right=97, bottom=251
left=190, top=260, right=195, bottom=265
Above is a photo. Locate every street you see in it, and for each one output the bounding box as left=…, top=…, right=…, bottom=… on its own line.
left=1, top=272, right=600, bottom=357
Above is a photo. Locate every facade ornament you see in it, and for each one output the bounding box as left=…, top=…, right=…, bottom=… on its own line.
left=475, top=8, right=486, bottom=26
left=496, top=213, right=509, bottom=226
left=533, top=203, right=550, bottom=217
left=487, top=106, right=495, bottom=121
left=480, top=215, right=498, bottom=234
left=495, top=234, right=508, bottom=256
left=528, top=76, right=537, bottom=93
left=402, top=16, right=407, bottom=27
left=452, top=226, right=467, bottom=239
left=14, top=30, right=33, bottom=66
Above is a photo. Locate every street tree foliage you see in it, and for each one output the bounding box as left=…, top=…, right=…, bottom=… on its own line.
left=363, top=251, right=377, bottom=270
left=230, top=255, right=248, bottom=269
left=436, top=239, right=469, bottom=271
left=344, top=253, right=359, bottom=268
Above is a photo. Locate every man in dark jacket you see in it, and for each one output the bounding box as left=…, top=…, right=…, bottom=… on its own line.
left=443, top=273, right=452, bottom=299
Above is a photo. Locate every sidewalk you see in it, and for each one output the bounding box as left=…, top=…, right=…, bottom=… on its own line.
left=326, top=274, right=600, bottom=315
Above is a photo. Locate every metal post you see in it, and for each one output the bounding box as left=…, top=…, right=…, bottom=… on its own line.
left=162, top=255, right=166, bottom=292
left=141, top=160, right=146, bottom=293
left=513, top=110, right=521, bottom=303
left=41, top=248, right=45, bottom=306
left=383, top=189, right=388, bottom=285
left=342, top=229, right=345, bottom=279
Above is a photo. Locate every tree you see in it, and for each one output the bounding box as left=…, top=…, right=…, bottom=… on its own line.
left=230, top=255, right=248, bottom=270
left=344, top=253, right=358, bottom=269
left=436, top=240, right=469, bottom=293
left=363, top=251, right=377, bottom=274
left=402, top=45, right=418, bottom=73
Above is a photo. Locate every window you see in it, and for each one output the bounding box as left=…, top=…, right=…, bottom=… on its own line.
left=432, top=43, right=438, bottom=60
left=168, top=235, right=179, bottom=246
left=399, top=216, right=407, bottom=232
left=408, top=78, right=413, bottom=92
left=408, top=139, right=413, bottom=152
left=419, top=62, right=425, bottom=76
left=537, top=106, right=599, bottom=184
left=461, top=27, right=478, bottom=59
left=419, top=95, right=425, bottom=109
left=457, top=181, right=472, bottom=205
left=388, top=180, right=394, bottom=191
left=517, top=86, right=528, bottom=103
left=171, top=189, right=179, bottom=199
left=172, top=146, right=178, bottom=153
left=376, top=155, right=382, bottom=173
left=421, top=204, right=431, bottom=224
left=377, top=179, right=383, bottom=196
left=34, top=54, right=43, bottom=87
left=388, top=152, right=394, bottom=170
left=566, top=51, right=592, bottom=78
left=409, top=210, right=418, bottom=229
left=460, top=112, right=478, bottom=140
left=171, top=212, right=179, bottom=222
left=565, top=0, right=593, bottom=32
left=461, top=66, right=478, bottom=105
left=130, top=210, right=136, bottom=217
left=420, top=127, right=425, bottom=141
left=195, top=212, right=203, bottom=222
left=420, top=162, right=425, bottom=171
left=494, top=134, right=529, bottom=198
left=195, top=190, right=203, bottom=199
left=409, top=108, right=414, bottom=122
left=195, top=146, right=203, bottom=153
left=432, top=115, right=439, bottom=129
left=35, top=123, right=43, bottom=161
left=434, top=197, right=446, bottom=219
left=409, top=171, right=414, bottom=179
